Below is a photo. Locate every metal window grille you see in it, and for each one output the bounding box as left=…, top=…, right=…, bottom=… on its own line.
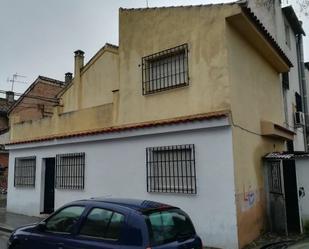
left=269, top=161, right=283, bottom=195
left=55, top=152, right=85, bottom=190
left=142, top=44, right=189, bottom=95
left=146, top=144, right=196, bottom=194
left=14, top=157, right=36, bottom=188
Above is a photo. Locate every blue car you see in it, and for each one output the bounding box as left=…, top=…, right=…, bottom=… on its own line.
left=8, top=198, right=203, bottom=249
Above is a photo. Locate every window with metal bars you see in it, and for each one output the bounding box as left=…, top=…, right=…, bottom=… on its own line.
left=142, top=44, right=189, bottom=95
left=269, top=161, right=283, bottom=195
left=55, top=152, right=85, bottom=190
left=146, top=144, right=196, bottom=194
left=14, top=156, right=36, bottom=187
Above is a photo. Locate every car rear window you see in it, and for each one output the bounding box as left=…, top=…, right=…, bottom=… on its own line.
left=144, top=208, right=195, bottom=246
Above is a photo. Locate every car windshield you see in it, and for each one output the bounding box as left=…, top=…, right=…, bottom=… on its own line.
left=144, top=208, right=195, bottom=246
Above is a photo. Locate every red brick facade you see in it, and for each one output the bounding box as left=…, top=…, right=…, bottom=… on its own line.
left=10, top=77, right=64, bottom=124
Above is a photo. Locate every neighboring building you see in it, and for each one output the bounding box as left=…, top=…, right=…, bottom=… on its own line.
left=0, top=91, right=15, bottom=187
left=305, top=62, right=309, bottom=111
left=247, top=0, right=309, bottom=238
left=8, top=75, right=67, bottom=127
left=248, top=1, right=307, bottom=151
left=5, top=2, right=304, bottom=248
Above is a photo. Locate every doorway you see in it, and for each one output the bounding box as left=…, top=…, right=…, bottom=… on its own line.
left=266, top=159, right=301, bottom=234
left=44, top=158, right=55, bottom=214
left=283, top=160, right=301, bottom=233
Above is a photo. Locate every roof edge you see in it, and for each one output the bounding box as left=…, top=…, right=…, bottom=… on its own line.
left=119, top=2, right=242, bottom=11
left=7, top=110, right=230, bottom=146
left=8, top=76, right=64, bottom=114
left=240, top=6, right=293, bottom=67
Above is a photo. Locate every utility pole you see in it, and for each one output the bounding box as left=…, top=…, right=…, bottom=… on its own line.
left=7, top=73, right=27, bottom=91
left=146, top=0, right=149, bottom=8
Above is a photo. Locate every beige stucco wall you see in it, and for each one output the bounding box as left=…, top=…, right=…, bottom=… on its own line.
left=10, top=103, right=113, bottom=141
left=10, top=47, right=118, bottom=142
left=10, top=5, right=244, bottom=142
left=227, top=23, right=286, bottom=248
left=61, top=47, right=119, bottom=113
left=116, top=5, right=241, bottom=124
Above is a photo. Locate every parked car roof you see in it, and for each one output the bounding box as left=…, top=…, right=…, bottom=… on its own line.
left=74, top=198, right=176, bottom=212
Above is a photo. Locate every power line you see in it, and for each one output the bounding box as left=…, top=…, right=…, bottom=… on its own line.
left=0, top=90, right=59, bottom=104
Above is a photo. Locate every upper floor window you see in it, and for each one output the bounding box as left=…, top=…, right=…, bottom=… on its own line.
left=55, top=152, right=85, bottom=190
left=142, top=44, right=189, bottom=95
left=285, top=23, right=291, bottom=48
left=14, top=156, right=36, bottom=188
left=295, top=92, right=303, bottom=112
left=282, top=72, right=289, bottom=90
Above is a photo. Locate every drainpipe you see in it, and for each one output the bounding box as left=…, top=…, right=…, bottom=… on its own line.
left=296, top=34, right=308, bottom=151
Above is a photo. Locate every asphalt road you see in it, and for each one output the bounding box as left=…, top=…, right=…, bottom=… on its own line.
left=0, top=231, right=9, bottom=249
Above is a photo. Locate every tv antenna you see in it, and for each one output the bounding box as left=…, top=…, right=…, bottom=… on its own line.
left=7, top=73, right=27, bottom=91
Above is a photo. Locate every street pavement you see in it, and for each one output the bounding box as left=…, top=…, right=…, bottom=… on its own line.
left=0, top=230, right=9, bottom=249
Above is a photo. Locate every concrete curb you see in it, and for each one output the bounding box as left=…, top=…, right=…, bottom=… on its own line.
left=0, top=224, right=13, bottom=234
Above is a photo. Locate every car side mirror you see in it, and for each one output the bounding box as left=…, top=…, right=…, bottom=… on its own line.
left=37, top=221, right=46, bottom=232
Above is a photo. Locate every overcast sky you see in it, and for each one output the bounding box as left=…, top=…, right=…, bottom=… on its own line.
left=0, top=0, right=308, bottom=97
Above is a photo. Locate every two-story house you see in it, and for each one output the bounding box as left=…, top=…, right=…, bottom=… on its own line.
left=247, top=0, right=309, bottom=237
left=6, top=2, right=299, bottom=248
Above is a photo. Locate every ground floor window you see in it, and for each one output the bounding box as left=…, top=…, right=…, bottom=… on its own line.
left=14, top=156, right=36, bottom=187
left=146, top=144, right=196, bottom=194
left=55, top=152, right=85, bottom=190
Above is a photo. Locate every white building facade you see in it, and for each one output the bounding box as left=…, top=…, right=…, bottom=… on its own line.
left=6, top=116, right=239, bottom=249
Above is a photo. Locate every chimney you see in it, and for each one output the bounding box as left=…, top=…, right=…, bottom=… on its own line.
left=74, top=50, right=84, bottom=80
left=64, top=72, right=73, bottom=84
left=6, top=91, right=14, bottom=103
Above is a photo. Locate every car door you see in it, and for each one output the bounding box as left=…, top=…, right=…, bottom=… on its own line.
left=65, top=207, right=126, bottom=249
left=30, top=205, right=86, bottom=249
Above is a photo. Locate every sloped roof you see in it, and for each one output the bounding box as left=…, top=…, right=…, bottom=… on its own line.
left=240, top=5, right=293, bottom=67
left=121, top=1, right=292, bottom=68
left=264, top=151, right=309, bottom=160
left=8, top=75, right=64, bottom=114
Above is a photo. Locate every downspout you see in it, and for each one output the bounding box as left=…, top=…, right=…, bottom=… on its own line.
left=296, top=34, right=308, bottom=151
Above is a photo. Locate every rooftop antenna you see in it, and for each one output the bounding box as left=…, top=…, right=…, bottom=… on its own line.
left=7, top=73, right=27, bottom=91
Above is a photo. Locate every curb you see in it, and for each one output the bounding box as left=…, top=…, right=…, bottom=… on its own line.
left=0, top=225, right=13, bottom=234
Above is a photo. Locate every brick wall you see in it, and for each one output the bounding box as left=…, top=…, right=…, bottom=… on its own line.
left=0, top=116, right=8, bottom=131
left=10, top=81, right=63, bottom=124
left=0, top=152, right=9, bottom=169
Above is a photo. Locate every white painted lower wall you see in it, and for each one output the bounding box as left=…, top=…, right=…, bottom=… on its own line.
left=7, top=121, right=238, bottom=249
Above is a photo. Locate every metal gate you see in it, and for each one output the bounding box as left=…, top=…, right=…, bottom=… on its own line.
left=267, top=160, right=287, bottom=234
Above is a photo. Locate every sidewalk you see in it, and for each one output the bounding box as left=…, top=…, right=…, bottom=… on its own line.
left=0, top=207, right=43, bottom=233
